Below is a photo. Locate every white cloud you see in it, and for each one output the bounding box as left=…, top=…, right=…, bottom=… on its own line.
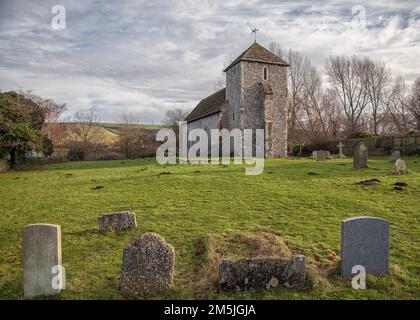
left=0, top=0, right=418, bottom=123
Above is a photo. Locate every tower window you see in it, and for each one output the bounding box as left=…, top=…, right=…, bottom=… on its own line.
left=263, top=67, right=268, bottom=80
left=232, top=112, right=235, bottom=120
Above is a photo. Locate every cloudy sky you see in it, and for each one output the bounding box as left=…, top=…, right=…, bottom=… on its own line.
left=0, top=0, right=419, bottom=123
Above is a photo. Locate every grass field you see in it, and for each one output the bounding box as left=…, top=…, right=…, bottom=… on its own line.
left=0, top=157, right=419, bottom=299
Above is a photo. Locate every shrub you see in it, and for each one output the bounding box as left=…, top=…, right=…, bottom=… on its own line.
left=67, top=149, right=85, bottom=161
left=347, top=131, right=373, bottom=139
left=383, top=145, right=395, bottom=155
left=292, top=144, right=303, bottom=155
left=406, top=146, right=420, bottom=156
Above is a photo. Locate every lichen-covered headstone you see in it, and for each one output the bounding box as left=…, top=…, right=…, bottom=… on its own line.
left=98, top=211, right=136, bottom=232
left=353, top=142, right=368, bottom=169
left=219, top=255, right=305, bottom=292
left=23, top=224, right=62, bottom=298
left=341, top=217, right=389, bottom=277
left=394, top=159, right=408, bottom=174
left=119, top=232, right=175, bottom=294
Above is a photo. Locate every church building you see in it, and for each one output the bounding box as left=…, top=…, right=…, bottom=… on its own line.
left=185, top=41, right=289, bottom=157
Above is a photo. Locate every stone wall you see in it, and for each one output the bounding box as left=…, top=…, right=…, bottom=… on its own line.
left=239, top=61, right=288, bottom=157
left=190, top=55, right=289, bottom=158
left=224, top=63, right=242, bottom=130
left=304, top=133, right=420, bottom=156
left=187, top=113, right=221, bottom=154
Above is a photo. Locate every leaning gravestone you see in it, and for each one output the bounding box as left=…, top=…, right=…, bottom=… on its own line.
left=394, top=159, right=408, bottom=174
left=353, top=142, right=368, bottom=169
left=390, top=150, right=401, bottom=163
left=219, top=255, right=305, bottom=292
left=23, top=224, right=63, bottom=298
left=98, top=211, right=136, bottom=232
left=341, top=217, right=389, bottom=277
left=120, top=232, right=175, bottom=294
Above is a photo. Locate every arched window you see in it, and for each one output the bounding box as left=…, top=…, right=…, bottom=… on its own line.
left=263, top=67, right=268, bottom=80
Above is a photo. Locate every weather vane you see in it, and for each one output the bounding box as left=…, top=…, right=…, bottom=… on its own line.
left=251, top=27, right=259, bottom=42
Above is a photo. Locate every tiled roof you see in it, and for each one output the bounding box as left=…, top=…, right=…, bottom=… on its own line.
left=224, top=42, right=289, bottom=72
left=185, top=88, right=225, bottom=123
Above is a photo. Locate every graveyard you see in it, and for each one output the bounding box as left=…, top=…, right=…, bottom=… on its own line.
left=0, top=156, right=419, bottom=299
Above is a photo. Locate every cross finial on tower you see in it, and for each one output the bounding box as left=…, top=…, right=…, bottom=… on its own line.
left=251, top=27, right=259, bottom=42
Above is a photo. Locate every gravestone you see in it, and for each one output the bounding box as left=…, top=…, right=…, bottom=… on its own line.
left=314, top=150, right=329, bottom=161
left=337, top=142, right=346, bottom=158
left=353, top=142, right=368, bottom=169
left=394, top=159, right=408, bottom=174
left=120, top=232, right=175, bottom=294
left=390, top=150, right=401, bottom=163
left=98, top=211, right=136, bottom=232
left=219, top=255, right=305, bottom=292
left=23, top=224, right=63, bottom=298
left=317, top=151, right=327, bottom=161
left=341, top=217, right=389, bottom=277
left=0, top=159, right=8, bottom=172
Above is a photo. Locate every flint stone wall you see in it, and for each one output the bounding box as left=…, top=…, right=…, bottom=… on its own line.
left=219, top=255, right=305, bottom=292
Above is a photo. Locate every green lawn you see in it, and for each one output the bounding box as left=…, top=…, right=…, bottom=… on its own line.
left=0, top=157, right=419, bottom=299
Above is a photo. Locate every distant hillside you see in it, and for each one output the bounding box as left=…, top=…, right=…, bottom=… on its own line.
left=54, top=122, right=167, bottom=135
left=45, top=122, right=168, bottom=146
left=98, top=123, right=167, bottom=135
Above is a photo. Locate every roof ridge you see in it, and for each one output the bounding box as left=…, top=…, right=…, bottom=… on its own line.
left=223, top=42, right=289, bottom=72
left=185, top=88, right=226, bottom=123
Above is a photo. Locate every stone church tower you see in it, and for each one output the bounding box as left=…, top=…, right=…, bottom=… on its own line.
left=186, top=42, right=289, bottom=157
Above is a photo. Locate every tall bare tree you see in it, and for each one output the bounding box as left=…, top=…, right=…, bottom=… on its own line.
left=70, top=108, right=103, bottom=147
left=287, top=50, right=321, bottom=142
left=407, top=76, right=420, bottom=130
left=18, top=90, right=67, bottom=123
left=297, top=74, right=343, bottom=144
left=117, top=112, right=144, bottom=159
left=269, top=43, right=321, bottom=143
left=325, top=56, right=370, bottom=134
left=162, top=108, right=190, bottom=129
left=363, top=58, right=390, bottom=135
left=382, top=77, right=411, bottom=135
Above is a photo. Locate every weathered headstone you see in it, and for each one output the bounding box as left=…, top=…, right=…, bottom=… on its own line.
left=353, top=142, right=368, bottom=169
left=0, top=159, right=8, bottom=172
left=98, top=211, right=136, bottom=232
left=314, top=150, right=329, bottom=161
left=317, top=150, right=327, bottom=161
left=23, top=224, right=63, bottom=298
left=393, top=159, right=408, bottom=174
left=219, top=255, right=305, bottom=292
left=341, top=217, right=389, bottom=277
left=390, top=150, right=401, bottom=163
left=120, top=232, right=175, bottom=294
left=337, top=142, right=346, bottom=158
